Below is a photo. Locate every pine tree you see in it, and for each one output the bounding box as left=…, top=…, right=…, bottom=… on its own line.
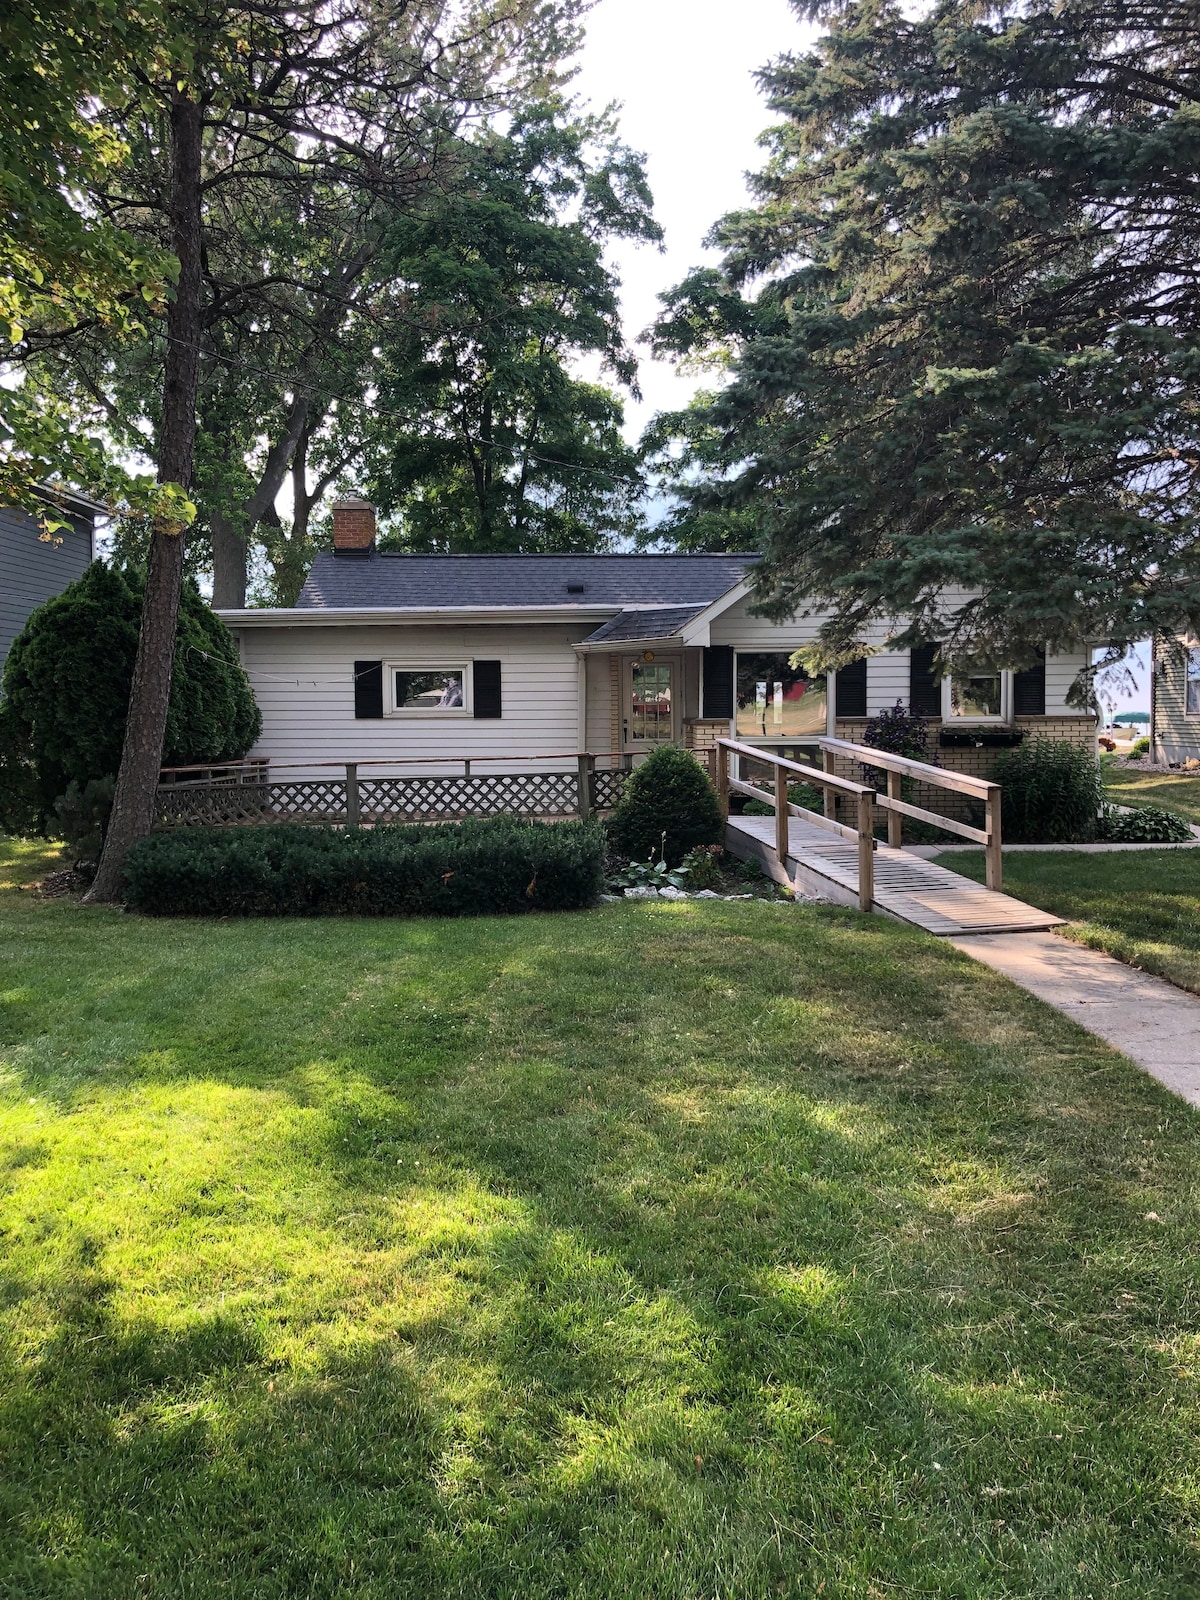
left=651, top=0, right=1200, bottom=681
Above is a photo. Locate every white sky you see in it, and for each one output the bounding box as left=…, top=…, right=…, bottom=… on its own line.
left=573, top=0, right=807, bottom=435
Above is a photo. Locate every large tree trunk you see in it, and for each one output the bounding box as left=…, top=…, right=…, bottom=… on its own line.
left=209, top=510, right=249, bottom=608
left=86, top=91, right=203, bottom=903
left=207, top=395, right=312, bottom=608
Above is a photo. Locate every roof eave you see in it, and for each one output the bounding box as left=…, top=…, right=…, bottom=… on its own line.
left=573, top=635, right=687, bottom=654
left=678, top=577, right=754, bottom=647
left=216, top=604, right=625, bottom=627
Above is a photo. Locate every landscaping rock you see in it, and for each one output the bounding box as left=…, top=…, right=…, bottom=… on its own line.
left=693, top=889, right=720, bottom=899
left=657, top=886, right=688, bottom=900
left=598, top=894, right=622, bottom=904
left=624, top=886, right=660, bottom=899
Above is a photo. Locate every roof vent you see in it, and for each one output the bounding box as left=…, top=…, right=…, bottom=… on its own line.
left=565, top=583, right=586, bottom=595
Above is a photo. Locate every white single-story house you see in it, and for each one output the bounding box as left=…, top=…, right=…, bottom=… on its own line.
left=216, top=500, right=1097, bottom=787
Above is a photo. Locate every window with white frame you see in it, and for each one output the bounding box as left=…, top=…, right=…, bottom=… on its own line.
left=386, top=664, right=467, bottom=714
left=1186, top=648, right=1200, bottom=716
left=943, top=669, right=1009, bottom=721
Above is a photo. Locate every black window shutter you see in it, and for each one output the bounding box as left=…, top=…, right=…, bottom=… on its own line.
left=835, top=657, right=867, bottom=718
left=702, top=646, right=733, bottom=720
left=473, top=659, right=502, bottom=718
left=1013, top=650, right=1046, bottom=717
left=909, top=645, right=941, bottom=717
left=354, top=660, right=383, bottom=719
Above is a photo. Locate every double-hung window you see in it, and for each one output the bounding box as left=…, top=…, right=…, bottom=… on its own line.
left=734, top=651, right=828, bottom=739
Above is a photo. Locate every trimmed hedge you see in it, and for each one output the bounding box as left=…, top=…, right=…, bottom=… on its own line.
left=124, top=816, right=606, bottom=918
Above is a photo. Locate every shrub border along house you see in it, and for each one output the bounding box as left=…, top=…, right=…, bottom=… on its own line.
left=124, top=816, right=606, bottom=918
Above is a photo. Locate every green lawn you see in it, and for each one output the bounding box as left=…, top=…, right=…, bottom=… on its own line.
left=2, top=839, right=1200, bottom=1597
left=951, top=848, right=1200, bottom=997
left=1104, top=761, right=1200, bottom=826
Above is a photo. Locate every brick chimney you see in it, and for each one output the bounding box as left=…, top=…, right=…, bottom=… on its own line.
left=332, top=498, right=376, bottom=551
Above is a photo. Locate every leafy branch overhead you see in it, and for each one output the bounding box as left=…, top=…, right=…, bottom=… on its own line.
left=648, top=0, right=1200, bottom=678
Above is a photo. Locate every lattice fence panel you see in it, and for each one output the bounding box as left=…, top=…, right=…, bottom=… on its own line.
left=154, top=768, right=621, bottom=829
left=268, top=780, right=347, bottom=820
left=359, top=771, right=580, bottom=824
left=590, top=768, right=628, bottom=812
left=156, top=780, right=346, bottom=828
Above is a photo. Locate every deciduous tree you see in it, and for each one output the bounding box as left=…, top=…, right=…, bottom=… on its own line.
left=368, top=99, right=660, bottom=552
left=8, top=0, right=575, bottom=900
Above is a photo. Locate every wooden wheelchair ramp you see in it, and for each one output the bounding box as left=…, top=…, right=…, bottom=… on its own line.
left=727, top=814, right=1063, bottom=937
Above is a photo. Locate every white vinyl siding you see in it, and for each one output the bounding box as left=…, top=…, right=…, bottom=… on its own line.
left=1154, top=637, right=1200, bottom=764
left=708, top=597, right=1091, bottom=721
left=584, top=650, right=616, bottom=755
left=237, top=623, right=587, bottom=773
left=1044, top=649, right=1089, bottom=715
left=865, top=652, right=910, bottom=715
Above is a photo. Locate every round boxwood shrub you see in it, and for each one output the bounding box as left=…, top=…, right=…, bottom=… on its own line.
left=608, top=744, right=724, bottom=866
left=993, top=737, right=1105, bottom=843
left=2, top=561, right=261, bottom=821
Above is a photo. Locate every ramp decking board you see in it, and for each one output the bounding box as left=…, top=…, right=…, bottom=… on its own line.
left=727, top=815, right=1063, bottom=937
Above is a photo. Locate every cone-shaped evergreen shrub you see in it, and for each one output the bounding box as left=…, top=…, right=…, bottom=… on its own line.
left=609, top=744, right=724, bottom=866
left=2, top=562, right=261, bottom=819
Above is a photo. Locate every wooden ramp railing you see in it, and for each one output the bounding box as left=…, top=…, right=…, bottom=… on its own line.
left=816, top=736, right=1003, bottom=891
left=716, top=735, right=1006, bottom=910
left=715, top=737, right=878, bottom=910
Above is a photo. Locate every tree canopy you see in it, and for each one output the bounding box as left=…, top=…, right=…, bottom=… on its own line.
left=1, top=0, right=590, bottom=898
left=368, top=100, right=659, bottom=553
left=650, top=0, right=1200, bottom=679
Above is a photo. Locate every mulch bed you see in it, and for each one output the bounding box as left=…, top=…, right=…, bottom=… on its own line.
left=29, top=865, right=94, bottom=898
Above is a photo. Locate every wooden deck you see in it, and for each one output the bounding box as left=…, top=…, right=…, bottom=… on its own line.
left=727, top=814, right=1064, bottom=937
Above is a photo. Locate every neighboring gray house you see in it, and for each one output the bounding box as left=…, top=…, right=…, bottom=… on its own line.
left=0, top=489, right=103, bottom=669
left=1151, top=635, right=1200, bottom=766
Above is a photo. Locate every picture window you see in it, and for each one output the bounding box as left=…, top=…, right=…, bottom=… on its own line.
left=387, top=666, right=467, bottom=713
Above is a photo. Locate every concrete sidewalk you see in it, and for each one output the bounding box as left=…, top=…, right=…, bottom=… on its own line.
left=952, top=932, right=1200, bottom=1108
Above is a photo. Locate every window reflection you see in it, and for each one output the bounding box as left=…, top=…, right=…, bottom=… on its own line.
left=735, top=652, right=827, bottom=738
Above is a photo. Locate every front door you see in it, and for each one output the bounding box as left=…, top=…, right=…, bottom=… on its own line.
left=624, top=655, right=679, bottom=751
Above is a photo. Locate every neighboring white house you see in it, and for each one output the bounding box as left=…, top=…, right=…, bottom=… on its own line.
left=0, top=488, right=104, bottom=669
left=215, top=500, right=1097, bottom=784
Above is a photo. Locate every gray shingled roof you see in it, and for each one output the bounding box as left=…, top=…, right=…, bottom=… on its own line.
left=296, top=551, right=754, bottom=610
left=582, top=606, right=706, bottom=643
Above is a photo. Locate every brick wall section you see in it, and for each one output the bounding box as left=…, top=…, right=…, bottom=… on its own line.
left=332, top=499, right=376, bottom=550
left=684, top=719, right=728, bottom=754
left=831, top=715, right=1097, bottom=823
